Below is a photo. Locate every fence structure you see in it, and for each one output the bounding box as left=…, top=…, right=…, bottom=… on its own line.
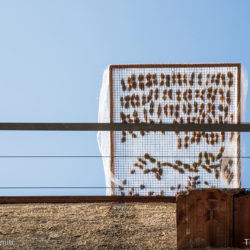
left=0, top=122, right=249, bottom=197
left=0, top=121, right=249, bottom=199
left=0, top=122, right=249, bottom=249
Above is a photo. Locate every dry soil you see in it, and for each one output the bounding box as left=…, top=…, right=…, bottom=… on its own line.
left=0, top=202, right=176, bottom=250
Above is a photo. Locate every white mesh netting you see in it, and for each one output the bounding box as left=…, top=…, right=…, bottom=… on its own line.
left=97, top=64, right=247, bottom=196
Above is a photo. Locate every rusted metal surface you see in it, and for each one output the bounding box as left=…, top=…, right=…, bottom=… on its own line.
left=176, top=188, right=243, bottom=249
left=234, top=191, right=250, bottom=248
left=0, top=195, right=176, bottom=204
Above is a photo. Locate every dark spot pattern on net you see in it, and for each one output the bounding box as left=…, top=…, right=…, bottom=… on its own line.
left=116, top=70, right=237, bottom=196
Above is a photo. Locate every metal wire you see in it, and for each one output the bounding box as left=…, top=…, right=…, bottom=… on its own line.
left=0, top=155, right=250, bottom=158
left=0, top=186, right=249, bottom=189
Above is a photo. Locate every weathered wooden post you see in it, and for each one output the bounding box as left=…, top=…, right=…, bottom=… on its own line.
left=234, top=190, right=250, bottom=248
left=176, top=188, right=243, bottom=249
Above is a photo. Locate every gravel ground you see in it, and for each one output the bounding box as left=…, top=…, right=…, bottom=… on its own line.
left=0, top=202, right=176, bottom=250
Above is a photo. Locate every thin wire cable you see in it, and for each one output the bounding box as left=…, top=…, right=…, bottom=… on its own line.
left=0, top=186, right=249, bottom=189
left=0, top=155, right=250, bottom=158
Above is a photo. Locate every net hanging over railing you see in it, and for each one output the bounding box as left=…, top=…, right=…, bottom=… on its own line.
left=98, top=63, right=247, bottom=196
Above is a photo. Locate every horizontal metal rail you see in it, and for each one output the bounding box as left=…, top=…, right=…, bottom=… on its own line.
left=0, top=122, right=249, bottom=131
left=0, top=122, right=248, bottom=203
left=0, top=196, right=176, bottom=204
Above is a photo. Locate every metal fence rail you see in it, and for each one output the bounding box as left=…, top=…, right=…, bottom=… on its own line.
left=0, top=122, right=250, bottom=131
left=0, top=195, right=176, bottom=204
left=0, top=122, right=249, bottom=202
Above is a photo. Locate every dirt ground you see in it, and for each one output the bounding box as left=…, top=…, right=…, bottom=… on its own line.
left=0, top=202, right=176, bottom=250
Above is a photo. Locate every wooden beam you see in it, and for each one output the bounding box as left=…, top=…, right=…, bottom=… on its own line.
left=0, top=196, right=176, bottom=204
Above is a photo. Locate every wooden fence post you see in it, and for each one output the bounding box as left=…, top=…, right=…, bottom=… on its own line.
left=176, top=189, right=243, bottom=249
left=234, top=191, right=250, bottom=248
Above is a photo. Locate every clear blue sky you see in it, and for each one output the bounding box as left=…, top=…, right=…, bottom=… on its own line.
left=0, top=0, right=249, bottom=195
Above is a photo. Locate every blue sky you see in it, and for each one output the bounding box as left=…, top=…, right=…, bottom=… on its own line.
left=0, top=0, right=249, bottom=195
